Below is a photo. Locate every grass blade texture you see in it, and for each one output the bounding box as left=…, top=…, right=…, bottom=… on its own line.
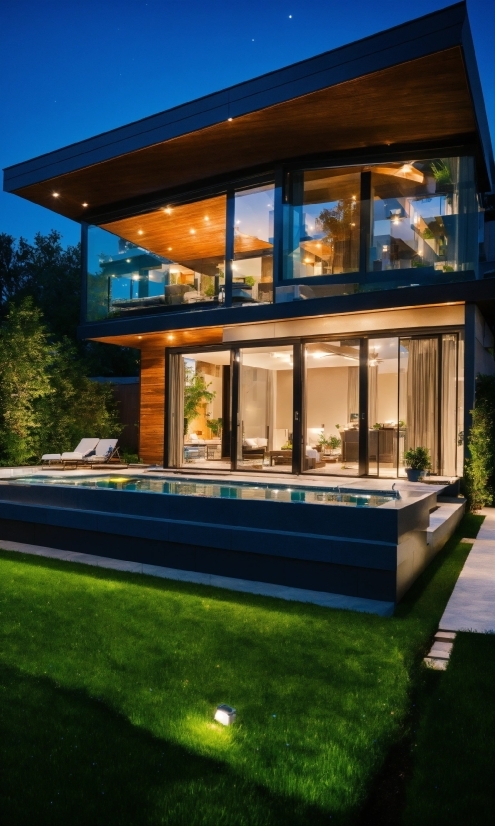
left=402, top=632, right=495, bottom=826
left=0, top=513, right=486, bottom=825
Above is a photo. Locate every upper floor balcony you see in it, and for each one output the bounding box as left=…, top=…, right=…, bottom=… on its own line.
left=85, top=154, right=481, bottom=324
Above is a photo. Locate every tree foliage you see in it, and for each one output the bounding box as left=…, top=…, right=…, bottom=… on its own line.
left=0, top=298, right=119, bottom=466
left=0, top=299, right=54, bottom=464
left=0, top=231, right=139, bottom=376
left=464, top=374, right=495, bottom=511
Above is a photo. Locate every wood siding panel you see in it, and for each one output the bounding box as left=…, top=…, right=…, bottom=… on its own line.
left=139, top=347, right=165, bottom=464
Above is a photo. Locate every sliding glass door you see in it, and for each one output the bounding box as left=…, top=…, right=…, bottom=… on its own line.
left=168, top=331, right=460, bottom=477
left=168, top=350, right=231, bottom=470
left=236, top=345, right=294, bottom=472
left=367, top=338, right=402, bottom=477
left=366, top=334, right=459, bottom=478
left=303, top=340, right=361, bottom=475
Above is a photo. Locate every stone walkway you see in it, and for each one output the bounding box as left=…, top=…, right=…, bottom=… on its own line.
left=425, top=507, right=495, bottom=670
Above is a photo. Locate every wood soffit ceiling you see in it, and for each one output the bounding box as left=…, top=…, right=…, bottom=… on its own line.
left=101, top=194, right=273, bottom=261
left=91, top=327, right=224, bottom=350
left=15, top=48, right=476, bottom=221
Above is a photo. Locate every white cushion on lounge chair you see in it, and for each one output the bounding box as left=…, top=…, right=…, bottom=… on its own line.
left=61, top=438, right=100, bottom=461
left=86, top=439, right=118, bottom=462
left=41, top=453, right=62, bottom=461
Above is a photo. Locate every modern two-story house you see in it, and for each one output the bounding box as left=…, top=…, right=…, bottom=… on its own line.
left=4, top=2, right=495, bottom=482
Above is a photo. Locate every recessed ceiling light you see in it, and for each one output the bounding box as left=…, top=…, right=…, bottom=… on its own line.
left=227, top=117, right=233, bottom=122
left=138, top=335, right=142, bottom=339
left=168, top=247, right=172, bottom=251
left=52, top=192, right=59, bottom=198
left=164, top=207, right=172, bottom=214
left=82, top=202, right=88, bottom=207
left=167, top=334, right=175, bottom=341
left=190, top=229, right=196, bottom=234
left=138, top=230, right=143, bottom=235
left=204, top=216, right=209, bottom=221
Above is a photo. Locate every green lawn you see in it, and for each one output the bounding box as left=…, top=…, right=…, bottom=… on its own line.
left=402, top=632, right=495, bottom=826
left=0, top=513, right=485, bottom=825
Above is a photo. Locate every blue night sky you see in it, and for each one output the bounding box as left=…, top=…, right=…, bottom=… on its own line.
left=1, top=0, right=493, bottom=247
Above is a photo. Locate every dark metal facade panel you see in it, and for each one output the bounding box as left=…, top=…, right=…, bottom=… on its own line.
left=78, top=275, right=495, bottom=343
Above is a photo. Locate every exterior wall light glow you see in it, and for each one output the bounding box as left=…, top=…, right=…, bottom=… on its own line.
left=164, top=207, right=173, bottom=214
left=228, top=117, right=233, bottom=122
left=214, top=704, right=236, bottom=725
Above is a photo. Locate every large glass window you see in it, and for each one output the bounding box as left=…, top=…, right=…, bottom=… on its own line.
left=369, top=157, right=477, bottom=274
left=283, top=169, right=361, bottom=280
left=85, top=156, right=479, bottom=321
left=367, top=338, right=402, bottom=477
left=233, top=184, right=274, bottom=305
left=304, top=341, right=360, bottom=476
left=168, top=351, right=230, bottom=470
left=237, top=345, right=293, bottom=472
left=87, top=195, right=226, bottom=320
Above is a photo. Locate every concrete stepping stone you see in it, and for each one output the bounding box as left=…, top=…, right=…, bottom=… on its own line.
left=424, top=657, right=448, bottom=671
left=435, top=630, right=456, bottom=643
left=429, top=641, right=453, bottom=659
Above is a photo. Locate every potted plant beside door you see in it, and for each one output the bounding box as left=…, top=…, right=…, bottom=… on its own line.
left=404, top=446, right=432, bottom=482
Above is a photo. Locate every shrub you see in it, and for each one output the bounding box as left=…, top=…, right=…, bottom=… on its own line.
left=404, top=446, right=432, bottom=471
left=464, top=374, right=495, bottom=511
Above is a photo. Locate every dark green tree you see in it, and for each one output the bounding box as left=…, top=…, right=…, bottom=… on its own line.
left=0, top=299, right=55, bottom=464
left=0, top=298, right=119, bottom=466
left=0, top=231, right=139, bottom=377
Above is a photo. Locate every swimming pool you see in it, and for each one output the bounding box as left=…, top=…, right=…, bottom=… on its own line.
left=14, top=474, right=396, bottom=507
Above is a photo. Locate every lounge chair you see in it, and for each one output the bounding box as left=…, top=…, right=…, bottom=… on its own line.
left=41, top=438, right=100, bottom=467
left=85, top=439, right=120, bottom=465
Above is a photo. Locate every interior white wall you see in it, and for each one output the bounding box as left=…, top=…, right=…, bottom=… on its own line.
left=275, top=369, right=292, bottom=430
left=305, top=366, right=348, bottom=440
left=376, top=372, right=398, bottom=422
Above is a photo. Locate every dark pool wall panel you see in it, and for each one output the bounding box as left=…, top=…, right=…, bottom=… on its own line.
left=0, top=482, right=440, bottom=604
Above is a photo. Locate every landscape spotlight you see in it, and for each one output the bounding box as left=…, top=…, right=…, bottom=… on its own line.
left=214, top=704, right=236, bottom=726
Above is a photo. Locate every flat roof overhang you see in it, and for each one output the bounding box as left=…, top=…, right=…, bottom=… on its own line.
left=3, top=3, right=494, bottom=223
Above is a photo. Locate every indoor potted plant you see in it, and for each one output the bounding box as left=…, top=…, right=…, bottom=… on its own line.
left=404, top=446, right=431, bottom=482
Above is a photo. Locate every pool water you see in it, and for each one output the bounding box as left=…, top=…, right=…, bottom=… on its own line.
left=14, top=475, right=395, bottom=507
